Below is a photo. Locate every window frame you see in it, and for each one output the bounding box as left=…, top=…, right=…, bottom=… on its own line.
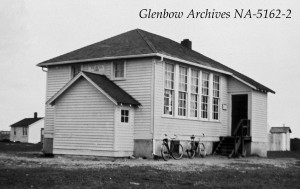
left=161, top=63, right=222, bottom=122
left=189, top=69, right=199, bottom=118
left=212, top=74, right=220, bottom=121
left=22, top=127, right=27, bottom=136
left=163, top=63, right=175, bottom=116
left=112, top=60, right=126, bottom=80
left=178, top=66, right=188, bottom=117
left=120, top=109, right=130, bottom=124
left=201, top=72, right=210, bottom=120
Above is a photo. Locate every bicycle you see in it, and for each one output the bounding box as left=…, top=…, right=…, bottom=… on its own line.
left=186, top=134, right=206, bottom=158
left=160, top=134, right=184, bottom=161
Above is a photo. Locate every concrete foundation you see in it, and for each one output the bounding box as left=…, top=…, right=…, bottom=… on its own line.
left=251, top=142, right=268, bottom=157
left=43, top=138, right=53, bottom=155
left=133, top=139, right=153, bottom=158
left=154, top=139, right=214, bottom=157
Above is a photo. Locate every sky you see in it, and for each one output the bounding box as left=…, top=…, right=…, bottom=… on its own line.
left=0, top=0, right=299, bottom=138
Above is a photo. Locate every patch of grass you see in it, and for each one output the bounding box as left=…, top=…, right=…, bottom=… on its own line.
left=0, top=142, right=42, bottom=152
left=267, top=151, right=300, bottom=159
left=0, top=165, right=299, bottom=188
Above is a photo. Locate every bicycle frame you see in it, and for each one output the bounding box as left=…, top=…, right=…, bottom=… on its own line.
left=187, top=134, right=206, bottom=158
left=161, top=134, right=184, bottom=161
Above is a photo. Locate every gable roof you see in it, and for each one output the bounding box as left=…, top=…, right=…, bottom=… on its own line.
left=270, top=127, right=292, bottom=133
left=37, top=29, right=275, bottom=94
left=10, top=118, right=43, bottom=127
left=47, top=71, right=141, bottom=107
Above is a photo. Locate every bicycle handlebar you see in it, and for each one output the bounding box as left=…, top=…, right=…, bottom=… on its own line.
left=163, top=134, right=178, bottom=140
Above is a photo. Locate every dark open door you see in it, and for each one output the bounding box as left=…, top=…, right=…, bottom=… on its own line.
left=231, top=94, right=248, bottom=135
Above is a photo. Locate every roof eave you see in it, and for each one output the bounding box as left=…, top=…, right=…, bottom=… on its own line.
left=38, top=52, right=275, bottom=94
left=36, top=53, right=160, bottom=67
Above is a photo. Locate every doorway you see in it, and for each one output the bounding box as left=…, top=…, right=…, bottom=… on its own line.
left=231, top=94, right=248, bottom=135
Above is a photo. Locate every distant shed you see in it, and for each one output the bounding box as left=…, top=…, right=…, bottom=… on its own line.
left=269, top=127, right=292, bottom=151
left=0, top=131, right=10, bottom=141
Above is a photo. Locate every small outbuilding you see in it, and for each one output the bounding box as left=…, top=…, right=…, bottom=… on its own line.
left=10, top=112, right=44, bottom=143
left=269, top=127, right=292, bottom=151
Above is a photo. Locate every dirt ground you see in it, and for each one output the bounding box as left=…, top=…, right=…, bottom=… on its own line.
left=0, top=151, right=298, bottom=171
left=0, top=142, right=299, bottom=188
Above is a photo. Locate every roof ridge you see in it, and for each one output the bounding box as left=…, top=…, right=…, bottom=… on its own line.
left=136, top=29, right=158, bottom=53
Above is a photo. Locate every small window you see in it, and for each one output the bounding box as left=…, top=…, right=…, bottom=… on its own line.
left=121, top=110, right=129, bottom=123
left=113, top=61, right=125, bottom=79
left=71, top=64, right=82, bottom=78
left=14, top=128, right=16, bottom=135
left=23, top=127, right=27, bottom=136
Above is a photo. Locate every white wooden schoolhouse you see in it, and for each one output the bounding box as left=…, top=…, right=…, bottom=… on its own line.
left=37, top=29, right=275, bottom=157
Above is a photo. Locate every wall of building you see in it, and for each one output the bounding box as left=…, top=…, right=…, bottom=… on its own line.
left=151, top=60, right=229, bottom=157
left=81, top=59, right=153, bottom=140
left=44, top=65, right=71, bottom=153
left=28, top=119, right=44, bottom=143
left=112, top=59, right=153, bottom=139
left=10, top=127, right=28, bottom=142
left=251, top=91, right=268, bottom=142
left=269, top=132, right=290, bottom=151
left=114, top=106, right=134, bottom=155
left=53, top=78, right=116, bottom=156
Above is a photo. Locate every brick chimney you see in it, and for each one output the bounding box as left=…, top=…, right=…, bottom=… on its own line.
left=34, top=112, right=38, bottom=119
left=181, top=39, right=192, bottom=50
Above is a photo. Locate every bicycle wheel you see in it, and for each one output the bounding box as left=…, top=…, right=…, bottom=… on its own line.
left=161, top=144, right=170, bottom=161
left=186, top=142, right=196, bottom=159
left=199, top=143, right=206, bottom=158
left=171, top=143, right=184, bottom=160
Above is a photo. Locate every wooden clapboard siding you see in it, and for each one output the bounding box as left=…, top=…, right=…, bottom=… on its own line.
left=113, top=59, right=153, bottom=139
left=114, top=106, right=134, bottom=151
left=220, top=75, right=229, bottom=136
left=251, top=91, right=268, bottom=142
left=228, top=77, right=251, bottom=93
left=153, top=61, right=228, bottom=140
left=53, top=78, right=115, bottom=154
left=45, top=66, right=71, bottom=137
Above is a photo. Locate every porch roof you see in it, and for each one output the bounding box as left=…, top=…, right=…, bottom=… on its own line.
left=47, top=71, right=141, bottom=107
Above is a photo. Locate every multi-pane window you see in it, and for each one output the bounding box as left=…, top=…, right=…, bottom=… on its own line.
left=212, top=75, right=220, bottom=120
left=164, top=63, right=174, bottom=115
left=121, top=110, right=129, bottom=123
left=162, top=63, right=221, bottom=121
left=190, top=70, right=199, bottom=117
left=113, top=61, right=125, bottom=78
left=22, top=127, right=27, bottom=136
left=201, top=72, right=209, bottom=119
left=178, top=67, right=187, bottom=116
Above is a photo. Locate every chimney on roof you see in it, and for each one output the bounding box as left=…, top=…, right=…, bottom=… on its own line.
left=181, top=39, right=192, bottom=50
left=34, top=112, right=37, bottom=119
